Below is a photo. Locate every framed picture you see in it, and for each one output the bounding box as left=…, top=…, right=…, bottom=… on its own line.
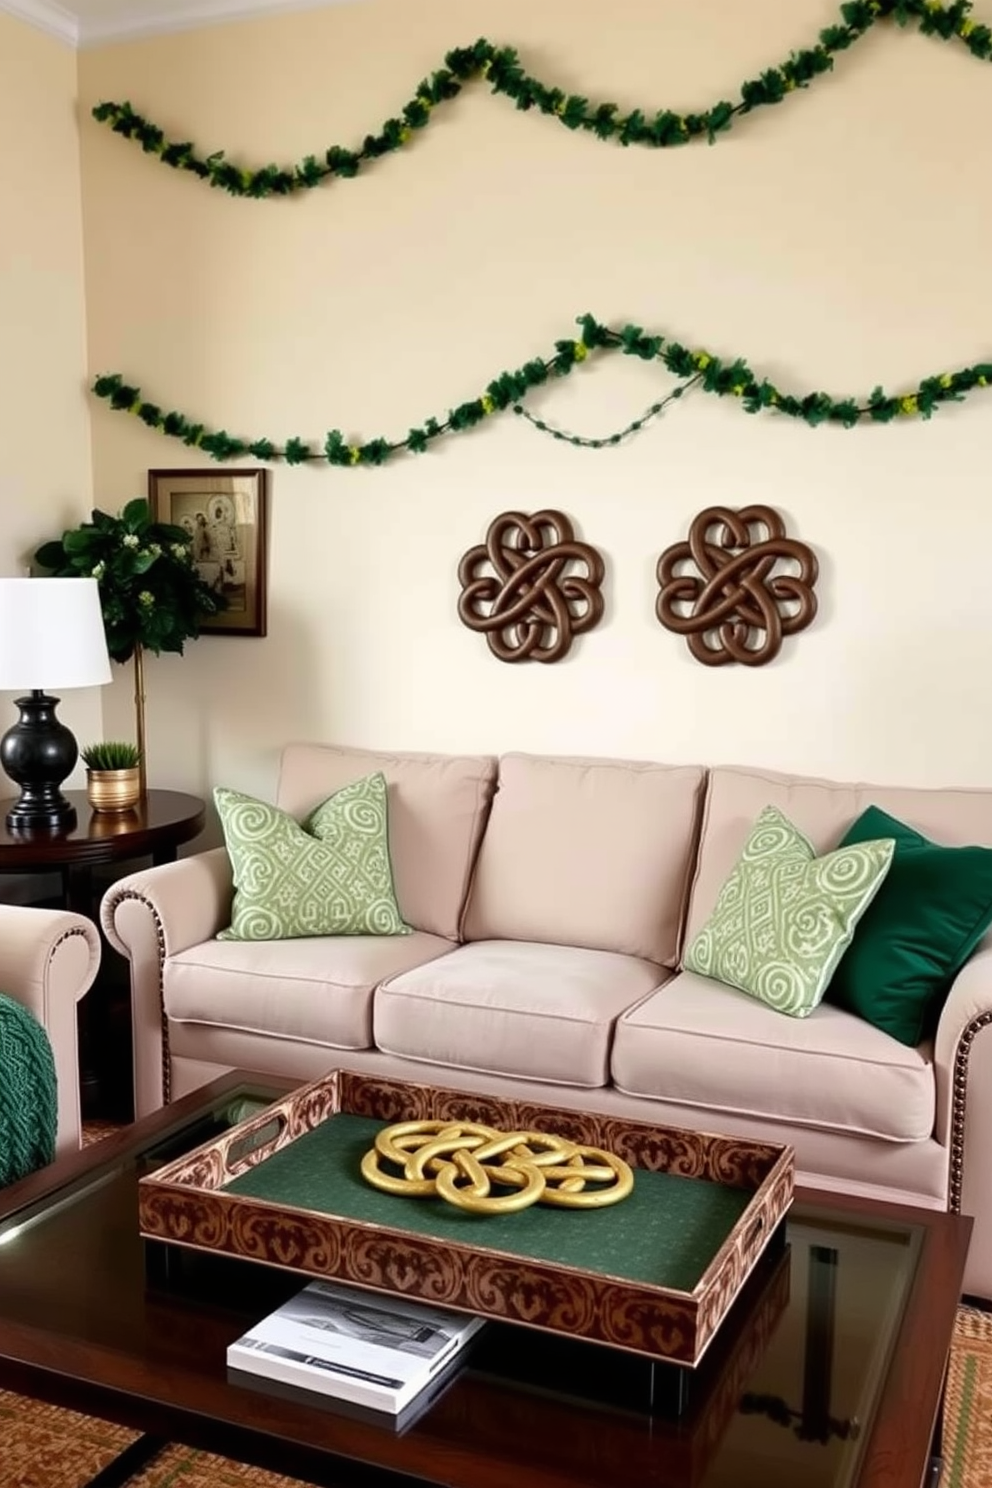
left=149, top=468, right=269, bottom=637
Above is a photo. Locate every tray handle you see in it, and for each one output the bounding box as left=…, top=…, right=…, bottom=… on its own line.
left=743, top=1211, right=766, bottom=1265
left=225, top=1111, right=287, bottom=1173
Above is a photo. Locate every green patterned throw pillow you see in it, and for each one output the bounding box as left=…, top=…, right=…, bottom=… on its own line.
left=684, top=805, right=895, bottom=1017
left=216, top=772, right=410, bottom=941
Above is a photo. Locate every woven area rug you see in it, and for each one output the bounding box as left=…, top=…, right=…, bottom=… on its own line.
left=1, top=1305, right=990, bottom=1486
left=944, top=1305, right=992, bottom=1488
left=0, top=1391, right=302, bottom=1487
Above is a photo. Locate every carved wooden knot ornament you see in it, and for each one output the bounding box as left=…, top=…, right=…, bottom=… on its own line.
left=458, top=509, right=605, bottom=663
left=656, top=505, right=818, bottom=666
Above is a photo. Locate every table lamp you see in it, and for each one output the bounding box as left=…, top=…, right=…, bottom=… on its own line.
left=0, top=577, right=112, bottom=833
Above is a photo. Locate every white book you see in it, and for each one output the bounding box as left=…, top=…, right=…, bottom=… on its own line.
left=227, top=1278, right=485, bottom=1416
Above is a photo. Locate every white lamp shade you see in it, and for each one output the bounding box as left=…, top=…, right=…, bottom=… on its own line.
left=0, top=578, right=113, bottom=691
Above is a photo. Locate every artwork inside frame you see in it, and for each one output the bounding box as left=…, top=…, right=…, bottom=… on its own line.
left=149, top=468, right=268, bottom=636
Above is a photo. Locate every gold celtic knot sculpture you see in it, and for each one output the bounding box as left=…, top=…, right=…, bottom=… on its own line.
left=457, top=509, right=605, bottom=663
left=361, top=1119, right=634, bottom=1215
left=656, top=504, right=818, bottom=666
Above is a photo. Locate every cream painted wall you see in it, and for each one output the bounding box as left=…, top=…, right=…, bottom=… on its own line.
left=77, top=0, right=992, bottom=804
left=0, top=13, right=100, bottom=776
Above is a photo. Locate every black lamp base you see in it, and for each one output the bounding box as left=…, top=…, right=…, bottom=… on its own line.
left=1, top=691, right=79, bottom=833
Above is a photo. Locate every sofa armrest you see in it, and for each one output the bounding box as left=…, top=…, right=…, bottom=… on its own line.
left=0, top=906, right=100, bottom=1154
left=100, top=848, right=233, bottom=1117
left=101, top=847, right=234, bottom=960
left=934, top=944, right=992, bottom=1299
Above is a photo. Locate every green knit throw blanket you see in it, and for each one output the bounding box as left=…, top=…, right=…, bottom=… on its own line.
left=0, top=993, right=57, bottom=1186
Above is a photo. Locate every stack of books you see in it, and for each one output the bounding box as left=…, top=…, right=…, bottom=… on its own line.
left=227, top=1277, right=485, bottom=1429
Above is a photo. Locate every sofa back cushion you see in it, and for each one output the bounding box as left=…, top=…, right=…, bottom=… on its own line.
left=462, top=753, right=706, bottom=964
left=687, top=764, right=992, bottom=949
left=277, top=744, right=497, bottom=941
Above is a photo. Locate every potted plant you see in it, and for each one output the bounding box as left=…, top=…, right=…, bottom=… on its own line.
left=34, top=499, right=227, bottom=796
left=80, top=740, right=143, bottom=812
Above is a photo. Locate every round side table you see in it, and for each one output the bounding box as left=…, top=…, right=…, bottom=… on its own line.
left=0, top=790, right=206, bottom=913
left=0, top=790, right=207, bottom=1118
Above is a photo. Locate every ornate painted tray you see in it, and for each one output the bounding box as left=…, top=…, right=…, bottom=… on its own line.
left=138, top=1070, right=794, bottom=1366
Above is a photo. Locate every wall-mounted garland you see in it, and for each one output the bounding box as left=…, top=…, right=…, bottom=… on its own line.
left=90, top=1, right=992, bottom=199
left=91, top=314, right=992, bottom=466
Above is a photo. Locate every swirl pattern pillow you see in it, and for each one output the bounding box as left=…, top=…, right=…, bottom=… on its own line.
left=215, top=772, right=410, bottom=940
left=684, top=805, right=894, bottom=1017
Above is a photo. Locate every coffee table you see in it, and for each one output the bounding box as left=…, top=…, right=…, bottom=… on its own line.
left=0, top=1073, right=971, bottom=1488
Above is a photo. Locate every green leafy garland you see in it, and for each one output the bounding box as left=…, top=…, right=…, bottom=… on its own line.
left=91, top=314, right=992, bottom=466
left=91, top=0, right=992, bottom=199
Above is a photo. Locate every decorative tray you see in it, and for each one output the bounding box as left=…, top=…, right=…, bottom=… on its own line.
left=138, top=1070, right=794, bottom=1366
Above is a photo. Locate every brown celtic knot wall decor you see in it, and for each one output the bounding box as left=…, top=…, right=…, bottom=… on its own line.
left=457, top=510, right=605, bottom=663
left=656, top=505, right=818, bottom=667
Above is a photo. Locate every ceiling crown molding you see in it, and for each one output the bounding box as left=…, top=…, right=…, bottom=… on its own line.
left=1, top=0, right=354, bottom=48
left=0, top=0, right=78, bottom=45
left=77, top=0, right=349, bottom=48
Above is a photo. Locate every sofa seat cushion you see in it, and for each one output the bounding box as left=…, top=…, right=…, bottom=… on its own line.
left=611, top=970, right=934, bottom=1142
left=374, top=940, right=667, bottom=1087
left=164, top=932, right=454, bottom=1052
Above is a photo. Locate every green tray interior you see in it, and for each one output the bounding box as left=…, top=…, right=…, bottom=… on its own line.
left=222, top=1113, right=751, bottom=1293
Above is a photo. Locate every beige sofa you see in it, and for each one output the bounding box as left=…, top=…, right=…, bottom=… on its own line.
left=0, top=904, right=101, bottom=1154
left=101, top=743, right=992, bottom=1299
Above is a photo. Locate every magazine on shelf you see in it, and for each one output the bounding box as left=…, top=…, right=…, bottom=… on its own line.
left=226, top=1278, right=485, bottom=1419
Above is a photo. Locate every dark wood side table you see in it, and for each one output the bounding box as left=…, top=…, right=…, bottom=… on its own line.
left=0, top=790, right=206, bottom=1117
left=0, top=789, right=206, bottom=913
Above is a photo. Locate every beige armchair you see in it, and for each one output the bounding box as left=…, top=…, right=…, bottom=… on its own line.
left=0, top=905, right=101, bottom=1154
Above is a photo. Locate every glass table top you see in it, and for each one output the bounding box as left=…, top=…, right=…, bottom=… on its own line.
left=0, top=1079, right=932, bottom=1488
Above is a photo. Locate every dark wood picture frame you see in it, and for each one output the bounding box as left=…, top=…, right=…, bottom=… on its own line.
left=149, top=468, right=268, bottom=637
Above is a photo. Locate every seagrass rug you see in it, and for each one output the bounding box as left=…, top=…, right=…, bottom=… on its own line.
left=1, top=1305, right=990, bottom=1487
left=944, top=1306, right=992, bottom=1487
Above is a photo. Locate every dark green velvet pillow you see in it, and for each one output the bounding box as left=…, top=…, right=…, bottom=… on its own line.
left=827, top=805, right=992, bottom=1046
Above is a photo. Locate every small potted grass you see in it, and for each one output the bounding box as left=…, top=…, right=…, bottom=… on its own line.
left=81, top=740, right=142, bottom=812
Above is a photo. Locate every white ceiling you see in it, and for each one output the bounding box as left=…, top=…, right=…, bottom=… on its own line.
left=2, top=0, right=343, bottom=47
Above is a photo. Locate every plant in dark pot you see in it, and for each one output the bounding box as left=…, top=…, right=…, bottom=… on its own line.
left=35, top=499, right=227, bottom=796
left=80, top=740, right=142, bottom=813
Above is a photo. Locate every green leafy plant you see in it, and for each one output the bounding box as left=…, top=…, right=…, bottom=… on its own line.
left=80, top=740, right=142, bottom=771
left=34, top=497, right=227, bottom=662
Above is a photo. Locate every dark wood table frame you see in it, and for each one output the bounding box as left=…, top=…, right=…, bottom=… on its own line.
left=0, top=789, right=206, bottom=914
left=0, top=1075, right=973, bottom=1488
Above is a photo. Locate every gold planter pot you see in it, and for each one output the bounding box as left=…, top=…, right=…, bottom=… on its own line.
left=86, top=767, right=142, bottom=813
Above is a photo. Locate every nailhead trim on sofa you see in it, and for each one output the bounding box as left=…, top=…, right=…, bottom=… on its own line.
left=950, top=1010, right=992, bottom=1212
left=115, top=889, right=172, bottom=1106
